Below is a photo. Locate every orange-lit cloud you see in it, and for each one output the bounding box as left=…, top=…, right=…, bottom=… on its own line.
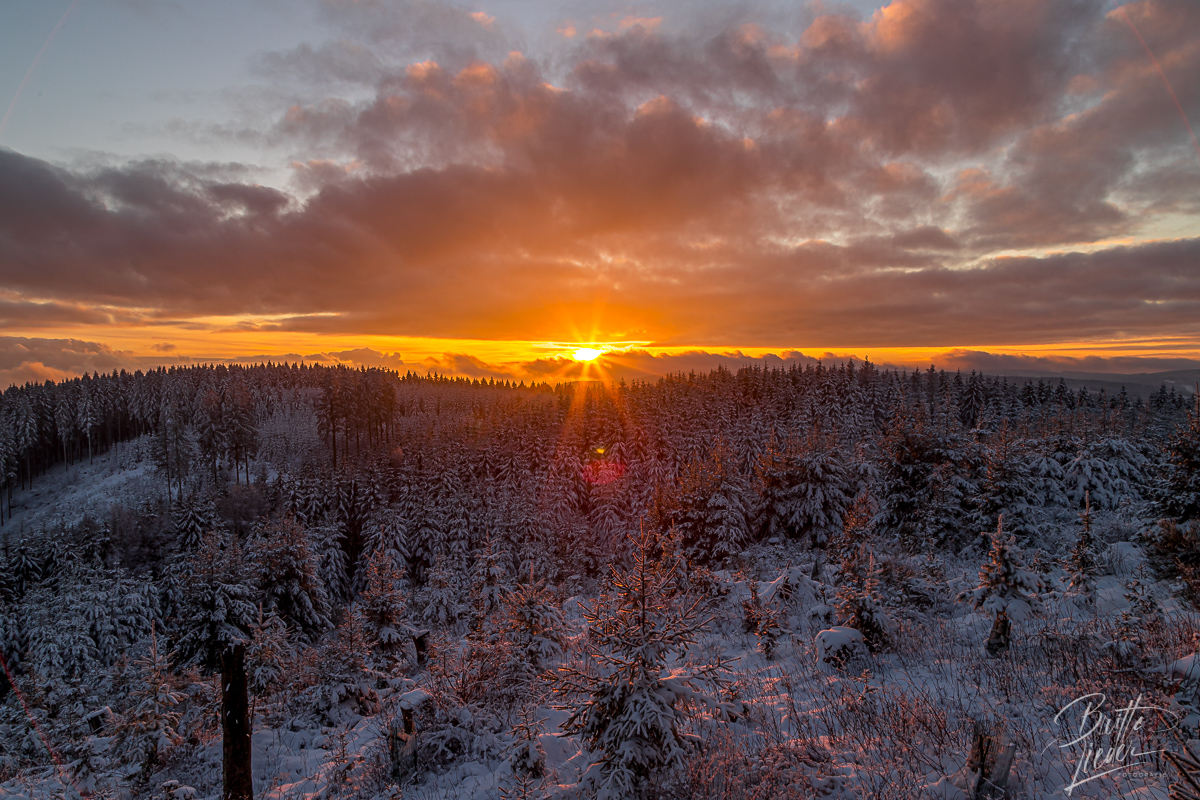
left=1, top=0, right=1199, bottom=384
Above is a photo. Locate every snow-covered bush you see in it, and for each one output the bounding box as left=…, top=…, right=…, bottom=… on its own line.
left=815, top=626, right=869, bottom=674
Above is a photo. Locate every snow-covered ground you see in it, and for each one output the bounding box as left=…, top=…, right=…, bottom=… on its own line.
left=7, top=524, right=1193, bottom=800
left=2, top=366, right=1197, bottom=799
left=2, top=437, right=159, bottom=536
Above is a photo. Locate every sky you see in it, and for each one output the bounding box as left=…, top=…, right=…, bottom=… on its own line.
left=1, top=0, right=1198, bottom=387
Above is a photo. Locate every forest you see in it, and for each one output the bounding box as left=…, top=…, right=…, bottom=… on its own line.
left=1, top=360, right=1199, bottom=799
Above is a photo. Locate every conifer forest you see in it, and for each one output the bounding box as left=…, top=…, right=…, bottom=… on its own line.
left=1, top=361, right=1199, bottom=799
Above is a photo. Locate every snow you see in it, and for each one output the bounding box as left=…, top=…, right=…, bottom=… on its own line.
left=2, top=363, right=1198, bottom=799
left=2, top=440, right=156, bottom=534
left=814, top=626, right=869, bottom=674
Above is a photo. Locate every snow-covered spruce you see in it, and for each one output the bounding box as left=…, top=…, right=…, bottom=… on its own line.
left=550, top=527, right=741, bottom=799
left=960, top=519, right=1044, bottom=656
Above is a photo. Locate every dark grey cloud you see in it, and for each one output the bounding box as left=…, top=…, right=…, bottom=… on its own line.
left=1, top=0, right=1197, bottom=366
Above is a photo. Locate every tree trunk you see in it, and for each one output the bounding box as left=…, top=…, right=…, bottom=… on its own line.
left=222, top=644, right=254, bottom=800
left=985, top=610, right=1011, bottom=658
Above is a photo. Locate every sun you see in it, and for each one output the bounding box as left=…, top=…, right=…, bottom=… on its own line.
left=572, top=347, right=603, bottom=361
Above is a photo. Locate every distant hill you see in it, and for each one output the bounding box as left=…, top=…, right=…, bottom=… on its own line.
left=994, top=369, right=1200, bottom=399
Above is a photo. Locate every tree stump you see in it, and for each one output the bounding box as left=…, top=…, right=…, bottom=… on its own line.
left=968, top=720, right=1014, bottom=799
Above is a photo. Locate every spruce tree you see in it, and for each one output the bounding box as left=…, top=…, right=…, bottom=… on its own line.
left=754, top=434, right=851, bottom=546
left=834, top=547, right=891, bottom=652
left=171, top=533, right=256, bottom=673
left=498, top=572, right=565, bottom=671
left=550, top=526, right=740, bottom=799
left=245, top=606, right=290, bottom=697
left=248, top=517, right=330, bottom=643
left=172, top=496, right=216, bottom=552
left=962, top=519, right=1044, bottom=656
left=1162, top=392, right=1200, bottom=522
left=471, top=536, right=509, bottom=627
left=663, top=439, right=749, bottom=563
left=112, top=628, right=185, bottom=780
left=358, top=548, right=416, bottom=668
left=162, top=530, right=258, bottom=798
left=419, top=554, right=466, bottom=629
left=501, top=711, right=547, bottom=800
left=1065, top=492, right=1097, bottom=599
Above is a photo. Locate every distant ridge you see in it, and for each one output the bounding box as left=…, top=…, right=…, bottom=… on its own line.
left=984, top=369, right=1200, bottom=399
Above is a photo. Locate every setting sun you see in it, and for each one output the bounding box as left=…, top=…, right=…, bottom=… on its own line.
left=573, top=347, right=603, bottom=361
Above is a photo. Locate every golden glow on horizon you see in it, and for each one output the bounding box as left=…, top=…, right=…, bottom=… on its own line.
left=6, top=316, right=1200, bottom=380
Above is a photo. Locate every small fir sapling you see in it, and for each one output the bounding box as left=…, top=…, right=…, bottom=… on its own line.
left=834, top=546, right=891, bottom=652
left=961, top=517, right=1044, bottom=657
left=550, top=525, right=742, bottom=799
left=1064, top=491, right=1098, bottom=600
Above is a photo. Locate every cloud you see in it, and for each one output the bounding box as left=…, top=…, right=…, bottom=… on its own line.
left=6, top=335, right=1200, bottom=391
left=0, top=337, right=141, bottom=388
left=320, top=347, right=407, bottom=370
left=930, top=348, right=1200, bottom=376
left=0, top=0, right=1197, bottom=361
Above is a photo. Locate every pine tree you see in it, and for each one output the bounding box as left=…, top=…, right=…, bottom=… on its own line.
left=550, top=526, right=740, bottom=799
left=248, top=517, right=331, bottom=642
left=1065, top=492, right=1097, bottom=599
left=834, top=547, right=891, bottom=652
left=961, top=519, right=1044, bottom=656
